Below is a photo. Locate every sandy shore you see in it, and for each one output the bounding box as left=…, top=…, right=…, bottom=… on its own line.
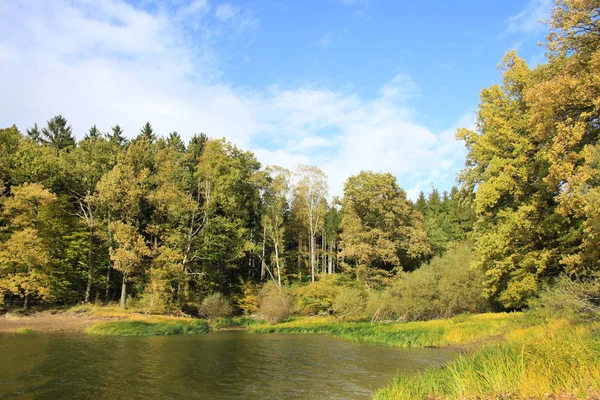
left=0, top=310, right=121, bottom=333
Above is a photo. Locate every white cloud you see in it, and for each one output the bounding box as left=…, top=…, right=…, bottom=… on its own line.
left=215, top=3, right=239, bottom=21
left=317, top=30, right=342, bottom=49
left=507, top=0, right=553, bottom=34
left=0, top=0, right=469, bottom=200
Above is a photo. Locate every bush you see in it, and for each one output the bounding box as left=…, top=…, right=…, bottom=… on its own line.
left=257, top=281, right=293, bottom=323
left=375, top=242, right=487, bottom=321
left=199, top=293, right=232, bottom=320
left=331, top=287, right=366, bottom=320
left=526, top=275, right=600, bottom=323
left=234, top=281, right=259, bottom=315
left=366, top=290, right=396, bottom=322
left=293, top=275, right=341, bottom=315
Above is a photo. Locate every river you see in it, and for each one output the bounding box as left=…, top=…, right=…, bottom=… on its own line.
left=0, top=331, right=458, bottom=399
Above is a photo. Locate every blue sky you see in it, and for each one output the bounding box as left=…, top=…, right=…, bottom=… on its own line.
left=0, top=0, right=552, bottom=198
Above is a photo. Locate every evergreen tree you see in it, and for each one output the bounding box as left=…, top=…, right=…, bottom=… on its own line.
left=26, top=123, right=41, bottom=142
left=139, top=122, right=156, bottom=143
left=108, top=124, right=126, bottom=146
left=41, top=115, right=76, bottom=152
left=85, top=125, right=101, bottom=141
left=167, top=131, right=185, bottom=152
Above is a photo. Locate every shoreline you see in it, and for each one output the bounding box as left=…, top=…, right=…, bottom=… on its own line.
left=0, top=310, right=126, bottom=333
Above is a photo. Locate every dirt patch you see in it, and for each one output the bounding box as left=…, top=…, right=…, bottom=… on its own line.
left=0, top=311, right=123, bottom=333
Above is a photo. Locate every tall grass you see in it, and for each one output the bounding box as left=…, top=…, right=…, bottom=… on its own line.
left=86, top=320, right=209, bottom=336
left=374, top=320, right=600, bottom=399
left=211, top=316, right=265, bottom=330
left=12, top=327, right=36, bottom=334
left=253, top=313, right=518, bottom=348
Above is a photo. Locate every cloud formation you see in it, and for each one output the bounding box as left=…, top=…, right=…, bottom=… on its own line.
left=506, top=0, right=553, bottom=34
left=0, top=0, right=469, bottom=199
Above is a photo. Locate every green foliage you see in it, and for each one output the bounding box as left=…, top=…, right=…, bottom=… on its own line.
left=233, top=281, right=259, bottom=315
left=293, top=275, right=341, bottom=315
left=380, top=243, right=487, bottom=321
left=40, top=115, right=75, bottom=152
left=211, top=316, right=264, bottom=330
left=374, top=322, right=600, bottom=399
left=86, top=319, right=209, bottom=335
left=526, top=275, right=600, bottom=323
left=257, top=281, right=294, bottom=323
left=12, top=327, right=36, bottom=334
left=254, top=313, right=518, bottom=348
left=458, top=1, right=600, bottom=308
left=340, top=171, right=430, bottom=285
left=199, top=293, right=233, bottom=320
left=366, top=290, right=396, bottom=322
left=331, top=286, right=366, bottom=320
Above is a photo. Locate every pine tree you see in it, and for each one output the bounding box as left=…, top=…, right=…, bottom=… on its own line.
left=167, top=131, right=185, bottom=152
left=41, top=115, right=75, bottom=152
left=139, top=122, right=156, bottom=143
left=108, top=124, right=126, bottom=146
left=27, top=123, right=41, bottom=142
left=85, top=125, right=101, bottom=141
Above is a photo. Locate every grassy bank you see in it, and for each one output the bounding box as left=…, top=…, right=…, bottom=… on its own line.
left=87, top=319, right=210, bottom=336
left=77, top=305, right=265, bottom=335
left=253, top=313, right=518, bottom=348
left=254, top=313, right=600, bottom=398
left=374, top=319, right=600, bottom=399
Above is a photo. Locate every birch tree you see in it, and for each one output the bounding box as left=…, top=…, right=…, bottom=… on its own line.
left=294, top=165, right=328, bottom=282
left=262, top=166, right=290, bottom=286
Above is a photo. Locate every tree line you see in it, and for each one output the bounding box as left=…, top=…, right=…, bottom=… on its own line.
left=0, top=118, right=470, bottom=312
left=1, top=0, right=598, bottom=316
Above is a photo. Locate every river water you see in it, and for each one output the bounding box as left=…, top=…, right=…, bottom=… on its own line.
left=0, top=331, right=457, bottom=399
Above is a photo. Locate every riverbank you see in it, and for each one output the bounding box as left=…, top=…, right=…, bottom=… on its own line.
left=252, top=313, right=515, bottom=349
left=3, top=306, right=599, bottom=398
left=0, top=305, right=204, bottom=334
left=0, top=305, right=262, bottom=335
left=374, top=318, right=600, bottom=399
left=252, top=314, right=600, bottom=399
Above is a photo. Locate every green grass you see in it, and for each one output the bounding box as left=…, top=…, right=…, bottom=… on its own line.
left=12, top=327, right=36, bottom=334
left=252, top=313, right=518, bottom=348
left=374, top=319, right=600, bottom=399
left=255, top=313, right=600, bottom=398
left=86, top=319, right=210, bottom=336
left=211, top=316, right=265, bottom=330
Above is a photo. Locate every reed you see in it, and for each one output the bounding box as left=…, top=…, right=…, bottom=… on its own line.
left=86, top=319, right=210, bottom=336
left=374, top=319, right=600, bottom=399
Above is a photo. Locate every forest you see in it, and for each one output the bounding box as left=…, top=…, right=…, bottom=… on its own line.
left=0, top=0, right=599, bottom=324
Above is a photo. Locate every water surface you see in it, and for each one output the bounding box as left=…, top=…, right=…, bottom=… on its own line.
left=0, top=331, right=458, bottom=399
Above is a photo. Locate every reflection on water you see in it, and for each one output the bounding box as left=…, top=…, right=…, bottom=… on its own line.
left=0, top=331, right=458, bottom=399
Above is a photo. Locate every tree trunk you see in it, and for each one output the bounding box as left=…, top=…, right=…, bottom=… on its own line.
left=106, top=211, right=113, bottom=303
left=105, top=265, right=111, bottom=302
left=274, top=240, right=281, bottom=287
left=261, top=225, right=266, bottom=280
left=24, top=294, right=30, bottom=310
left=85, top=226, right=94, bottom=303
left=322, top=227, right=326, bottom=274
left=328, top=240, right=333, bottom=274
left=310, top=232, right=315, bottom=282
left=120, top=276, right=127, bottom=309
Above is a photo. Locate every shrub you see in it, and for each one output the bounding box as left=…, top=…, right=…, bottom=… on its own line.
left=293, top=275, right=341, bottom=315
left=235, top=281, right=259, bottom=315
left=526, top=275, right=600, bottom=323
left=257, top=281, right=293, bottom=323
left=384, top=242, right=487, bottom=321
left=366, top=290, right=396, bottom=322
left=199, top=293, right=232, bottom=320
left=331, top=287, right=366, bottom=321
